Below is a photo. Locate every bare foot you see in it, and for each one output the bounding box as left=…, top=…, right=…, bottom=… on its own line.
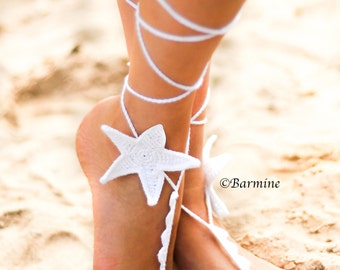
left=175, top=167, right=240, bottom=270
left=175, top=167, right=283, bottom=270
left=76, top=96, right=183, bottom=269
left=174, top=123, right=282, bottom=270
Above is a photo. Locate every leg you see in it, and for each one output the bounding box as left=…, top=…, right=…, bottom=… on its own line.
left=76, top=0, right=243, bottom=269
left=175, top=32, right=282, bottom=270
left=117, top=0, right=135, bottom=57
left=114, top=1, right=283, bottom=269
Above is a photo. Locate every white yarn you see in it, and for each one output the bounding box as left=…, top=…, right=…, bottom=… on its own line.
left=135, top=10, right=206, bottom=92
left=125, top=75, right=194, bottom=104
left=125, top=0, right=137, bottom=9
left=133, top=0, right=239, bottom=100
left=158, top=142, right=188, bottom=268
left=157, top=0, right=241, bottom=36
left=120, top=87, right=138, bottom=138
left=205, top=189, right=214, bottom=225
left=190, top=87, right=210, bottom=125
left=136, top=8, right=215, bottom=43
left=158, top=188, right=179, bottom=269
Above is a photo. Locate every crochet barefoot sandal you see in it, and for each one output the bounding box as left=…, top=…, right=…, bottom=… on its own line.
left=101, top=1, right=249, bottom=269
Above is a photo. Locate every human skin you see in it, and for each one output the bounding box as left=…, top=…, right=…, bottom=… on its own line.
left=77, top=0, right=281, bottom=269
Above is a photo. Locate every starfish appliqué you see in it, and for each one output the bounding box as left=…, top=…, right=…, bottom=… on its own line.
left=100, top=124, right=200, bottom=206
left=203, top=135, right=232, bottom=217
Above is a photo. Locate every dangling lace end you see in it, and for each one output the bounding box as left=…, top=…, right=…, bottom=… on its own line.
left=158, top=190, right=179, bottom=269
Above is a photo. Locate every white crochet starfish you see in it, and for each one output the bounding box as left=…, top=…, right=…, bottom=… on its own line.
left=100, top=124, right=200, bottom=206
left=203, top=135, right=232, bottom=217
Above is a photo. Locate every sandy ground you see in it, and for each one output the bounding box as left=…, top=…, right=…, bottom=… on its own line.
left=1, top=0, right=340, bottom=269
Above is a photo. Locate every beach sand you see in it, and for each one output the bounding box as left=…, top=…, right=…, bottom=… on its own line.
left=0, top=0, right=339, bottom=269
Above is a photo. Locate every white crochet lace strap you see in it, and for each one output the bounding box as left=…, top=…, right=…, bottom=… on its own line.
left=157, top=0, right=241, bottom=36
left=190, top=86, right=210, bottom=125
left=133, top=0, right=238, bottom=104
left=181, top=205, right=250, bottom=270
left=125, top=0, right=137, bottom=9
left=135, top=9, right=206, bottom=92
left=120, top=87, right=138, bottom=138
left=157, top=127, right=194, bottom=269
left=158, top=126, right=192, bottom=269
left=158, top=170, right=184, bottom=270
left=136, top=8, right=215, bottom=43
left=205, top=188, right=214, bottom=225
left=135, top=0, right=238, bottom=93
left=125, top=75, right=194, bottom=105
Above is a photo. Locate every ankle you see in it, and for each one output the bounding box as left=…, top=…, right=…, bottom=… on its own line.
left=123, top=88, right=195, bottom=153
left=182, top=168, right=205, bottom=203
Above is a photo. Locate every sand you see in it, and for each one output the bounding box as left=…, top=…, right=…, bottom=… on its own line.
left=0, top=0, right=339, bottom=269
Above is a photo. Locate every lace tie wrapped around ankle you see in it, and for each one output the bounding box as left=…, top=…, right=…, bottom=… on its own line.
left=100, top=1, right=247, bottom=269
